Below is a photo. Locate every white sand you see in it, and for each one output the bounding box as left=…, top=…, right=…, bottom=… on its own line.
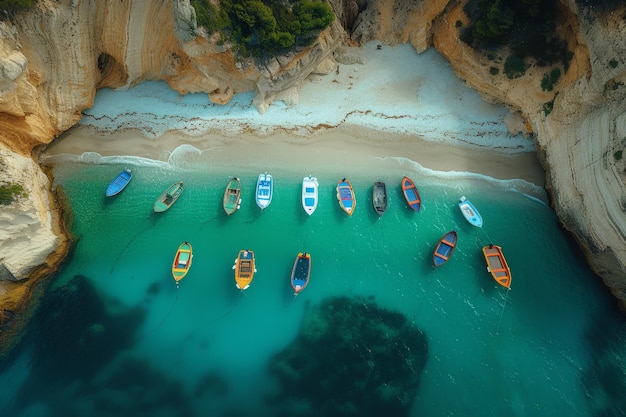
left=42, top=42, right=545, bottom=198
left=46, top=124, right=545, bottom=187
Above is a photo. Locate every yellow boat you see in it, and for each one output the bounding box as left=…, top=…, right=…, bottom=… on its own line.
left=233, top=249, right=256, bottom=290
left=172, top=242, right=193, bottom=286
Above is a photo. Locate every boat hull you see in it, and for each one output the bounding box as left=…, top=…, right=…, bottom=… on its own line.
left=106, top=168, right=132, bottom=197
left=302, top=176, right=319, bottom=215
left=172, top=242, right=193, bottom=284
left=372, top=181, right=387, bottom=216
left=433, top=231, right=457, bottom=267
left=336, top=179, right=356, bottom=215
left=223, top=177, right=242, bottom=215
left=482, top=245, right=512, bottom=289
left=154, top=182, right=184, bottom=212
left=458, top=196, right=483, bottom=227
left=291, top=252, right=311, bottom=295
left=255, top=173, right=273, bottom=210
left=401, top=176, right=421, bottom=212
left=233, top=249, right=256, bottom=290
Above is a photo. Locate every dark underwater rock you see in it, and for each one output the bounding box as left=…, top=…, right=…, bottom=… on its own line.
left=267, top=295, right=428, bottom=417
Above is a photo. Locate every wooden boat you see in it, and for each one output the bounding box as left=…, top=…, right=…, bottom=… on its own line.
left=172, top=241, right=193, bottom=285
left=223, top=177, right=242, bottom=215
left=336, top=178, right=356, bottom=216
left=255, top=172, right=273, bottom=210
left=106, top=168, right=132, bottom=197
left=372, top=181, right=387, bottom=216
left=154, top=181, right=184, bottom=212
left=458, top=196, right=483, bottom=227
left=302, top=176, right=319, bottom=215
left=482, top=244, right=512, bottom=289
left=401, top=176, right=421, bottom=212
left=432, top=231, right=457, bottom=267
left=232, top=249, right=257, bottom=290
left=291, top=252, right=311, bottom=295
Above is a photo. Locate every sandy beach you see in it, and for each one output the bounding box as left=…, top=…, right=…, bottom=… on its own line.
left=45, top=124, right=545, bottom=186
left=43, top=42, right=546, bottom=200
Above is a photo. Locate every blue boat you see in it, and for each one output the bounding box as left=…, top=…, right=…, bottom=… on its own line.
left=432, top=231, right=457, bottom=268
left=255, top=172, right=273, bottom=210
left=458, top=196, right=483, bottom=227
left=291, top=252, right=311, bottom=295
left=336, top=178, right=356, bottom=215
left=105, top=168, right=132, bottom=197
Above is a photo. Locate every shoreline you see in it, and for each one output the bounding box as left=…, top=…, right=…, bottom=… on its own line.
left=45, top=124, right=546, bottom=190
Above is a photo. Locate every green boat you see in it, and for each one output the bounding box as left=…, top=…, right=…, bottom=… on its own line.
left=154, top=181, right=184, bottom=212
left=223, top=177, right=242, bottom=215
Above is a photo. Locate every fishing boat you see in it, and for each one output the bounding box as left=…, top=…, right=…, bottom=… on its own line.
left=154, top=181, right=184, bottom=212
left=302, top=176, right=319, bottom=215
left=432, top=231, right=458, bottom=267
left=401, top=176, right=421, bottom=212
left=336, top=178, right=356, bottom=216
left=482, top=244, right=512, bottom=289
left=105, top=168, right=132, bottom=197
left=255, top=172, right=273, bottom=210
left=458, top=196, right=483, bottom=227
left=172, top=241, right=193, bottom=285
left=232, top=249, right=257, bottom=290
left=291, top=252, right=311, bottom=295
left=372, top=181, right=387, bottom=216
left=223, top=177, right=242, bottom=215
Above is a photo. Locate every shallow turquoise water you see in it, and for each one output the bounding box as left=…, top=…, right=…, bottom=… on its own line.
left=1, top=162, right=624, bottom=417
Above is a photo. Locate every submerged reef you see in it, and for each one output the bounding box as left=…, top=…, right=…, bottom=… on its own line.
left=0, top=275, right=191, bottom=416
left=267, top=296, right=428, bottom=417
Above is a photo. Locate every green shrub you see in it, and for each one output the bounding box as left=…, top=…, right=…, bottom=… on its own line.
left=609, top=59, right=619, bottom=69
left=543, top=99, right=554, bottom=116
left=489, top=66, right=499, bottom=75
left=191, top=0, right=230, bottom=34
left=614, top=150, right=623, bottom=161
left=203, top=0, right=334, bottom=55
left=540, top=67, right=561, bottom=92
left=503, top=55, right=526, bottom=79
left=462, top=0, right=572, bottom=69
left=0, top=0, right=37, bottom=12
left=0, top=184, right=24, bottom=205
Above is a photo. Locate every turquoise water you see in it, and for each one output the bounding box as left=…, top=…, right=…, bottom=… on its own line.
left=1, top=161, right=625, bottom=417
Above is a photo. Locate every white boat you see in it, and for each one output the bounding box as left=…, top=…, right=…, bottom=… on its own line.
left=255, top=172, right=273, bottom=210
left=458, top=196, right=483, bottom=227
left=302, top=175, right=319, bottom=215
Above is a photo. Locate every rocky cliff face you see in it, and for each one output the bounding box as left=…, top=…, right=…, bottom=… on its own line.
left=429, top=0, right=626, bottom=304
left=0, top=0, right=625, bottom=338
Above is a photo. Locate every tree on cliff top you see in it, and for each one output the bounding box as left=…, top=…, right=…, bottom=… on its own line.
left=461, top=0, right=568, bottom=67
left=192, top=0, right=334, bottom=56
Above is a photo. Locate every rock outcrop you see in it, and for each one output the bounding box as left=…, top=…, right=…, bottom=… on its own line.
left=1, top=0, right=626, bottom=345
left=429, top=0, right=626, bottom=304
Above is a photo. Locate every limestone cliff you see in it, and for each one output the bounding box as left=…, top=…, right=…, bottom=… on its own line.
left=1, top=0, right=626, bottom=345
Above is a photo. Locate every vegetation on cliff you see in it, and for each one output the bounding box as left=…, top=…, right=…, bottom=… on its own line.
left=0, top=0, right=36, bottom=12
left=191, top=0, right=334, bottom=56
left=460, top=0, right=572, bottom=76
left=0, top=184, right=25, bottom=205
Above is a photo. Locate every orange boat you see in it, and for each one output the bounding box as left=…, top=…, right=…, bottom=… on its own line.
left=401, top=176, right=421, bottom=212
left=233, top=249, right=256, bottom=290
left=482, top=244, right=512, bottom=289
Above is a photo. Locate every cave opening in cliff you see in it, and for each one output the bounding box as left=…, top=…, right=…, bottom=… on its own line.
left=96, top=53, right=128, bottom=88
